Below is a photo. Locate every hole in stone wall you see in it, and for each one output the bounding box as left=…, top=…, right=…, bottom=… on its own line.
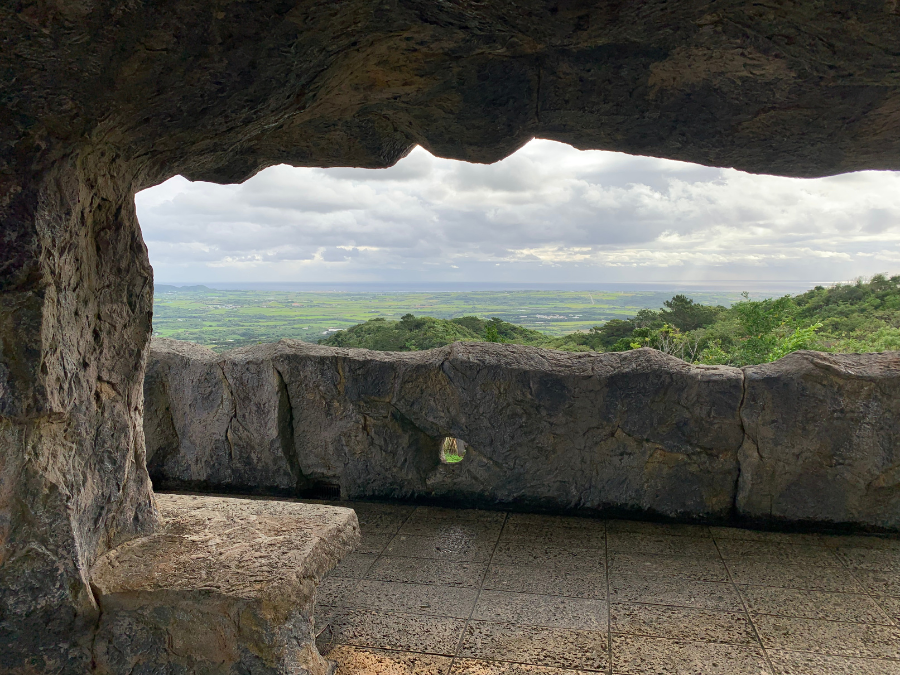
left=440, top=437, right=467, bottom=464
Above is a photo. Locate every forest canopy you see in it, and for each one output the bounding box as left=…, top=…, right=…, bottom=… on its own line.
left=320, top=275, right=900, bottom=365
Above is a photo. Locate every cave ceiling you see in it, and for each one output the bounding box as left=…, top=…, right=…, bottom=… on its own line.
left=3, top=0, right=900, bottom=189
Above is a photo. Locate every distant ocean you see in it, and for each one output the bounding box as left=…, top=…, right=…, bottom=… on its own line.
left=155, top=280, right=839, bottom=294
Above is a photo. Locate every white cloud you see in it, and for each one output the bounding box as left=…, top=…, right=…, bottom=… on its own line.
left=135, top=139, right=900, bottom=283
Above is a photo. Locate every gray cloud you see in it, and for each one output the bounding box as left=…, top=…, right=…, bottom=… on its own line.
left=136, top=140, right=900, bottom=283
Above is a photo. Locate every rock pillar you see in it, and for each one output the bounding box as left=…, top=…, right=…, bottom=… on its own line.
left=0, top=153, right=159, bottom=672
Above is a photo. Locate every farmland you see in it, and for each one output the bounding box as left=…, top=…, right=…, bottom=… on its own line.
left=152, top=285, right=745, bottom=351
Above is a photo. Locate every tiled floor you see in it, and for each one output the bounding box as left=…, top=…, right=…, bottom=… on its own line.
left=313, top=502, right=900, bottom=675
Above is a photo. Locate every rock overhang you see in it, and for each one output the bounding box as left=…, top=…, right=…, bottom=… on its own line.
left=4, top=0, right=900, bottom=190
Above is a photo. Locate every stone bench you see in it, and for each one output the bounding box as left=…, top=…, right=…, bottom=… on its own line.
left=89, top=494, right=359, bottom=674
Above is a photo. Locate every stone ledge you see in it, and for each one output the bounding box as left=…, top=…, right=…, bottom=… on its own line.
left=89, top=494, right=360, bottom=674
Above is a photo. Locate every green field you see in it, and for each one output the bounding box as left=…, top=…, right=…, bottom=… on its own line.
left=152, top=285, right=745, bottom=351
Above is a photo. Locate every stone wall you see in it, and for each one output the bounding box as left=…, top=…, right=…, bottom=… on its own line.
left=146, top=338, right=900, bottom=531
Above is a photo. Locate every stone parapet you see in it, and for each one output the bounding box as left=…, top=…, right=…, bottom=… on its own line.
left=145, top=338, right=900, bottom=530
left=738, top=352, right=900, bottom=530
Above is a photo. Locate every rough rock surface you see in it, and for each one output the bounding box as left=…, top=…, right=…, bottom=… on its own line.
left=737, top=351, right=900, bottom=530
left=4, top=2, right=900, bottom=669
left=0, top=155, right=158, bottom=673
left=90, top=493, right=359, bottom=675
left=148, top=338, right=746, bottom=519
left=144, top=339, right=301, bottom=493
left=5, top=1, right=900, bottom=183
left=147, top=340, right=900, bottom=530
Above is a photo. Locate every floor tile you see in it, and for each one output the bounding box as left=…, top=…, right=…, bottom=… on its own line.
left=503, top=513, right=606, bottom=533
left=607, top=533, right=720, bottom=558
left=610, top=634, right=772, bottom=674
left=753, top=614, right=900, bottom=659
left=324, top=645, right=453, bottom=675
left=498, top=527, right=605, bottom=550
left=725, top=559, right=864, bottom=592
left=738, top=586, right=893, bottom=624
left=318, top=576, right=360, bottom=606
left=483, top=564, right=606, bottom=599
left=451, top=659, right=598, bottom=675
left=819, top=535, right=900, bottom=551
left=836, top=547, right=900, bottom=572
left=356, top=532, right=395, bottom=555
left=877, top=595, right=900, bottom=622
left=710, top=527, right=827, bottom=546
left=406, top=506, right=507, bottom=526
left=400, top=519, right=504, bottom=539
left=715, top=540, right=841, bottom=566
left=608, top=552, right=729, bottom=582
left=491, top=542, right=604, bottom=571
left=609, top=574, right=743, bottom=611
left=325, top=608, right=466, bottom=655
left=385, top=533, right=496, bottom=562
left=610, top=603, right=757, bottom=644
left=458, top=621, right=608, bottom=671
left=607, top=520, right=711, bottom=538
left=318, top=504, right=900, bottom=675
left=366, top=556, right=487, bottom=588
left=344, top=501, right=415, bottom=516
left=331, top=553, right=379, bottom=579
left=845, top=569, right=900, bottom=596
left=315, top=604, right=338, bottom=636
left=767, top=649, right=900, bottom=675
left=354, top=512, right=412, bottom=535
left=472, top=590, right=607, bottom=630
left=348, top=580, right=479, bottom=618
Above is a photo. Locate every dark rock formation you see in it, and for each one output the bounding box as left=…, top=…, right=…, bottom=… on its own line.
left=144, top=339, right=300, bottom=493
left=146, top=339, right=900, bottom=531
left=4, top=1, right=900, bottom=668
left=5, top=1, right=900, bottom=184
left=738, top=351, right=900, bottom=530
left=0, top=156, right=158, bottom=673
left=90, top=494, right=359, bottom=675
left=148, top=338, right=747, bottom=519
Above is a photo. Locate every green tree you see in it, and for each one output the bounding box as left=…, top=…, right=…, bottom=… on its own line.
left=661, top=294, right=724, bottom=331
left=483, top=322, right=502, bottom=342
left=732, top=294, right=796, bottom=336
left=767, top=323, right=823, bottom=361
left=593, top=319, right=636, bottom=349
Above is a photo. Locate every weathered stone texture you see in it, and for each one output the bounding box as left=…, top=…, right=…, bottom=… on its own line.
left=5, top=1, right=900, bottom=183
left=5, top=0, right=900, bottom=668
left=90, top=493, right=360, bottom=675
left=0, top=158, right=159, bottom=673
left=145, top=339, right=300, bottom=493
left=147, top=340, right=900, bottom=530
left=148, top=338, right=746, bottom=519
left=737, top=351, right=900, bottom=530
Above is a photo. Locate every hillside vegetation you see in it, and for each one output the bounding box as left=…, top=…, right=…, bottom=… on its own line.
left=152, top=287, right=744, bottom=351
left=320, top=275, right=900, bottom=365
left=320, top=314, right=546, bottom=351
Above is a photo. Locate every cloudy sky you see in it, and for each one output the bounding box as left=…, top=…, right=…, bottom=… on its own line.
left=137, top=139, right=900, bottom=286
